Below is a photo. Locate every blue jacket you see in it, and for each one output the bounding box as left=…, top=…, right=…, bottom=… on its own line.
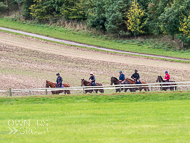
left=56, top=76, right=63, bottom=84
left=89, top=75, right=96, bottom=82
left=119, top=73, right=125, bottom=81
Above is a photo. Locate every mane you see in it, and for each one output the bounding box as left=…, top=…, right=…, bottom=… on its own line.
left=82, top=79, right=90, bottom=84
left=126, top=78, right=135, bottom=84
left=47, top=80, right=53, bottom=84
left=112, top=77, right=119, bottom=81
left=159, top=76, right=163, bottom=81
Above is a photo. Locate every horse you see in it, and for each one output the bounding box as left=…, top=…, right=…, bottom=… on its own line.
left=125, top=78, right=150, bottom=92
left=110, top=77, right=135, bottom=92
left=156, top=76, right=177, bottom=91
left=46, top=80, right=71, bottom=94
left=81, top=79, right=104, bottom=94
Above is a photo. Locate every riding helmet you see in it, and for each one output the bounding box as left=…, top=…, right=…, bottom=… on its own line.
left=119, top=71, right=122, bottom=73
left=165, top=71, right=168, bottom=73
left=56, top=73, right=60, bottom=76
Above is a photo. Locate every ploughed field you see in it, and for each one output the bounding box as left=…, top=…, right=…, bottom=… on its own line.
left=0, top=92, right=190, bottom=143
left=0, top=32, right=190, bottom=95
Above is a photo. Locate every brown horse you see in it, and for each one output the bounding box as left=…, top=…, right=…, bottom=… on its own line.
left=125, top=78, right=150, bottom=92
left=81, top=79, right=104, bottom=94
left=110, top=77, right=135, bottom=92
left=156, top=76, right=177, bottom=91
left=46, top=80, right=71, bottom=94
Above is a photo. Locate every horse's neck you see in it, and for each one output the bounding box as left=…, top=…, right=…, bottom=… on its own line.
left=84, top=80, right=90, bottom=85
left=49, top=82, right=56, bottom=87
left=160, top=76, right=164, bottom=82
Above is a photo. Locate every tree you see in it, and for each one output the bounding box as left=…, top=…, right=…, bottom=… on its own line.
left=0, top=2, right=8, bottom=12
left=87, top=0, right=107, bottom=34
left=105, top=0, right=131, bottom=34
left=126, top=0, right=146, bottom=36
left=22, top=0, right=35, bottom=19
left=179, top=14, right=190, bottom=47
left=147, top=0, right=174, bottom=34
left=14, top=0, right=22, bottom=12
left=60, top=0, right=87, bottom=20
left=158, top=0, right=188, bottom=40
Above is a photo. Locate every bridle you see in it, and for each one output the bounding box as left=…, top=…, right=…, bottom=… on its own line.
left=46, top=81, right=49, bottom=88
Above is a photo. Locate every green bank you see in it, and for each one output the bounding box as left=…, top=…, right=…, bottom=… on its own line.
left=0, top=18, right=189, bottom=60
left=0, top=91, right=190, bottom=142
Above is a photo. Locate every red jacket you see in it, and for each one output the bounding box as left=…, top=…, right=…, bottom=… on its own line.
left=165, top=73, right=170, bottom=81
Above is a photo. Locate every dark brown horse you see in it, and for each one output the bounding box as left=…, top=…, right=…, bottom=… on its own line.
left=46, top=80, right=71, bottom=94
left=125, top=78, right=150, bottom=92
left=156, top=76, right=177, bottom=91
left=110, top=77, right=135, bottom=92
left=81, top=79, right=104, bottom=94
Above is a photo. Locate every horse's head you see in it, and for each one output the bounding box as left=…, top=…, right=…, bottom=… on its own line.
left=81, top=79, right=85, bottom=86
left=156, top=76, right=162, bottom=82
left=111, top=77, right=119, bottom=85
left=46, top=80, right=49, bottom=88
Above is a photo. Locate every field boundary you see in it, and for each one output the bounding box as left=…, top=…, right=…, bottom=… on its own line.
left=1, top=81, right=190, bottom=96
left=0, top=27, right=190, bottom=62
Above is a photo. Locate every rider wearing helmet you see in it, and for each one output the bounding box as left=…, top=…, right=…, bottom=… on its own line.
left=89, top=72, right=96, bottom=86
left=119, top=71, right=126, bottom=84
left=131, top=69, right=141, bottom=84
left=164, top=71, right=170, bottom=82
left=56, top=73, right=63, bottom=88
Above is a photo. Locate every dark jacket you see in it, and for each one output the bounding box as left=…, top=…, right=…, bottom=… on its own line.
left=56, top=76, right=63, bottom=84
left=131, top=73, right=140, bottom=80
left=89, top=75, right=96, bottom=82
left=119, top=73, right=125, bottom=81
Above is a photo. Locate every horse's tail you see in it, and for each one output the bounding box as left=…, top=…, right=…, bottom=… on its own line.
left=101, top=89, right=104, bottom=93
left=147, top=87, right=150, bottom=91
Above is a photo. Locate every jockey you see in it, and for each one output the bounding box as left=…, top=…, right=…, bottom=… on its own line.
left=119, top=71, right=126, bottom=84
left=89, top=72, right=96, bottom=86
left=163, top=71, right=170, bottom=82
left=56, top=73, right=63, bottom=88
left=131, top=69, right=141, bottom=84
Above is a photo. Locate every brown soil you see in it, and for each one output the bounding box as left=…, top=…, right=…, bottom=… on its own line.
left=0, top=32, right=190, bottom=95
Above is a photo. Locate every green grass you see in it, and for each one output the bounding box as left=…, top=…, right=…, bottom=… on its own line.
left=0, top=18, right=190, bottom=59
left=0, top=91, right=190, bottom=142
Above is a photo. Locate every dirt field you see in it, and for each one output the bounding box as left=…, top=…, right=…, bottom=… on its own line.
left=0, top=32, right=190, bottom=95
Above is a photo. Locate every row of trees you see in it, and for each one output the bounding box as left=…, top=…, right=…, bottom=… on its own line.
left=0, top=0, right=190, bottom=46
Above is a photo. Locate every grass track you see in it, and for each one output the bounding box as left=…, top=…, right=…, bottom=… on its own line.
left=0, top=91, right=190, bottom=142
left=0, top=18, right=189, bottom=60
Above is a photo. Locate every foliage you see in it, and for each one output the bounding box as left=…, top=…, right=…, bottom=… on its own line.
left=105, top=0, right=130, bottom=34
left=0, top=2, right=8, bottom=12
left=179, top=14, right=190, bottom=46
left=126, top=0, right=146, bottom=36
left=158, top=0, right=188, bottom=40
left=87, top=0, right=107, bottom=34
left=22, top=0, right=35, bottom=19
left=60, top=0, right=87, bottom=20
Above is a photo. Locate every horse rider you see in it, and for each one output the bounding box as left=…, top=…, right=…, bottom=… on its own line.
left=89, top=72, right=97, bottom=86
left=163, top=71, right=170, bottom=82
left=131, top=69, right=142, bottom=84
left=119, top=71, right=126, bottom=84
left=56, top=73, right=63, bottom=88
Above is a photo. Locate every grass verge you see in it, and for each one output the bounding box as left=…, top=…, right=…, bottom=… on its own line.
left=0, top=29, right=190, bottom=64
left=0, top=91, right=190, bottom=143
left=0, top=18, right=190, bottom=60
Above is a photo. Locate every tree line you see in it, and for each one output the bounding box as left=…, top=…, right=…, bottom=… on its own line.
left=0, top=0, right=190, bottom=47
